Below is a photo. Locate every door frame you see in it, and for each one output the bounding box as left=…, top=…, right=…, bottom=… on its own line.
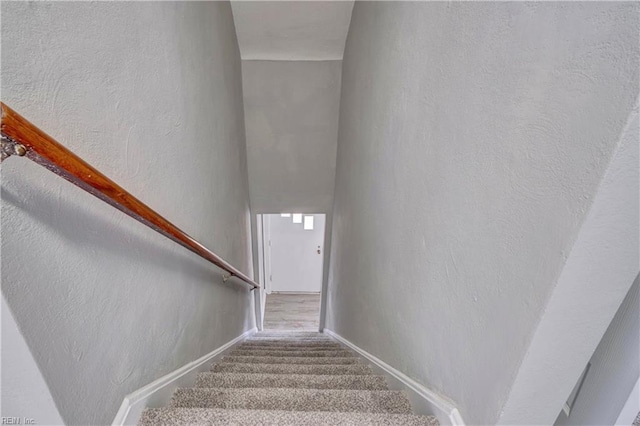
left=260, top=213, right=326, bottom=294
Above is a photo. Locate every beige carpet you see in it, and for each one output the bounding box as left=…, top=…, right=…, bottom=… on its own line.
left=139, top=331, right=439, bottom=425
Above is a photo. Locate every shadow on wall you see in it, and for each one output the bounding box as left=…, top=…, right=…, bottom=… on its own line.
left=1, top=166, right=253, bottom=425
left=1, top=174, right=241, bottom=289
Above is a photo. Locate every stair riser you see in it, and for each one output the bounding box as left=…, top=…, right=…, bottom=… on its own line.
left=253, top=332, right=325, bottom=337
left=229, top=350, right=355, bottom=358
left=195, top=373, right=389, bottom=390
left=222, top=356, right=361, bottom=365
left=211, top=363, right=374, bottom=375
left=237, top=344, right=342, bottom=350
left=244, top=339, right=334, bottom=344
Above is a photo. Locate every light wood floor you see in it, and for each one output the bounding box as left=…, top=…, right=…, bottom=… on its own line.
left=263, top=293, right=321, bottom=330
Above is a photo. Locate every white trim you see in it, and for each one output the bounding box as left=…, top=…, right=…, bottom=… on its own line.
left=615, top=376, right=640, bottom=426
left=111, top=327, right=257, bottom=426
left=323, top=329, right=465, bottom=426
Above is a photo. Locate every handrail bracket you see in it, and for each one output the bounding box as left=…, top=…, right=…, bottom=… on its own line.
left=1, top=135, right=27, bottom=162
left=0, top=102, right=260, bottom=290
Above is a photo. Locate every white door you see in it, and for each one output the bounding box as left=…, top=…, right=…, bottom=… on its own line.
left=263, top=214, right=325, bottom=293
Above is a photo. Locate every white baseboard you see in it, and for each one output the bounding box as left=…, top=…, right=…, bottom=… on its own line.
left=111, top=327, right=257, bottom=426
left=323, top=329, right=465, bottom=426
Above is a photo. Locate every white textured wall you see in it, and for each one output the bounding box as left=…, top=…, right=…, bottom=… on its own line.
left=242, top=60, right=341, bottom=213
left=1, top=2, right=254, bottom=425
left=326, top=2, right=639, bottom=425
left=1, top=297, right=65, bottom=426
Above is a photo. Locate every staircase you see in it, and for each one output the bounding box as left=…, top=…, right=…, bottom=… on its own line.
left=139, top=331, right=439, bottom=425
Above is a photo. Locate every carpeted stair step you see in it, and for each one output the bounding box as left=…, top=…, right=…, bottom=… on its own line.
left=238, top=341, right=343, bottom=348
left=221, top=355, right=361, bottom=365
left=229, top=349, right=355, bottom=358
left=139, top=407, right=440, bottom=425
left=246, top=334, right=332, bottom=340
left=235, top=345, right=343, bottom=352
left=251, top=330, right=329, bottom=339
left=137, top=331, right=441, bottom=425
left=245, top=334, right=333, bottom=339
left=195, top=372, right=389, bottom=390
left=211, top=362, right=374, bottom=375
left=244, top=338, right=334, bottom=344
left=170, top=387, right=413, bottom=414
left=249, top=332, right=325, bottom=336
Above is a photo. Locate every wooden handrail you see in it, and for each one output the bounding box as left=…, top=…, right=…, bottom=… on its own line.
left=0, top=102, right=259, bottom=289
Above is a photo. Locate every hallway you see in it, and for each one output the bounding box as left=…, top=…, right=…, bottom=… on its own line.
left=263, top=293, right=321, bottom=331
left=1, top=2, right=638, bottom=426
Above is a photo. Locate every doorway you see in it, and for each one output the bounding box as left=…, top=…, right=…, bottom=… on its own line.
left=259, top=213, right=325, bottom=330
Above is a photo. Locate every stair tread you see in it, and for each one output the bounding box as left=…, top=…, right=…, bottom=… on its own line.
left=239, top=341, right=342, bottom=348
left=247, top=334, right=332, bottom=339
left=139, top=407, right=439, bottom=425
left=245, top=338, right=334, bottom=344
left=236, top=344, right=343, bottom=351
left=136, top=332, right=439, bottom=425
left=212, top=362, right=374, bottom=375
left=253, top=332, right=325, bottom=337
left=170, top=387, right=413, bottom=414
left=196, top=372, right=388, bottom=390
left=230, top=349, right=355, bottom=357
left=221, top=355, right=361, bottom=365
